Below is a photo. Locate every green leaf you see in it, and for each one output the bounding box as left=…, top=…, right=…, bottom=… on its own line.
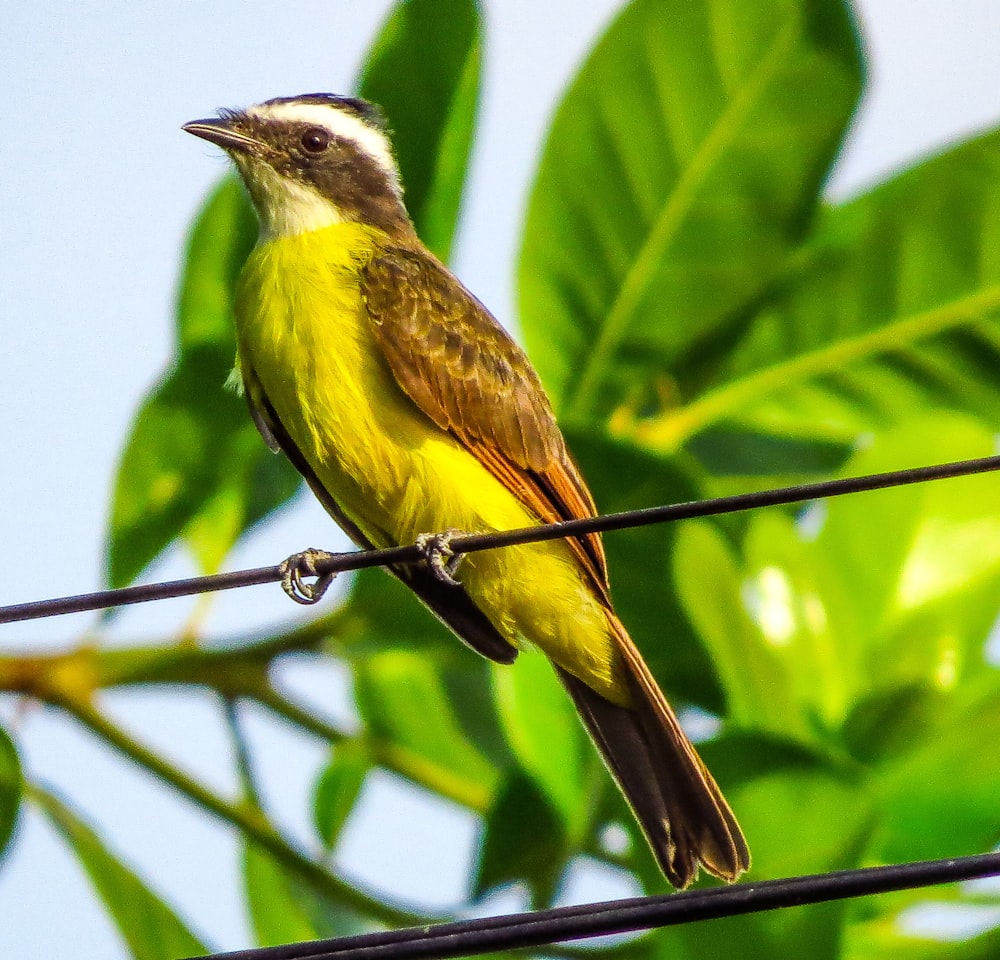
left=108, top=348, right=249, bottom=586
left=176, top=175, right=257, bottom=353
left=673, top=519, right=809, bottom=738
left=679, top=413, right=1000, bottom=750
left=471, top=768, right=567, bottom=909
left=313, top=741, right=371, bottom=852
left=675, top=126, right=1000, bottom=452
left=358, top=0, right=482, bottom=261
left=0, top=725, right=22, bottom=862
left=353, top=647, right=500, bottom=807
left=817, top=414, right=1000, bottom=696
left=243, top=840, right=370, bottom=945
left=874, top=675, right=1000, bottom=865
left=32, top=783, right=208, bottom=960
left=492, top=650, right=587, bottom=832
left=106, top=177, right=300, bottom=587
left=519, top=0, right=862, bottom=421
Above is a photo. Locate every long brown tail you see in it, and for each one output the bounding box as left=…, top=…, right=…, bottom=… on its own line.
left=557, top=614, right=749, bottom=888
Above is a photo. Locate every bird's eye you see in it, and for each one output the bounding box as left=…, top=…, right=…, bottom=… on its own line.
left=300, top=127, right=331, bottom=153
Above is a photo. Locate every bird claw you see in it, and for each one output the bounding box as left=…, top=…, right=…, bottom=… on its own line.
left=415, top=529, right=465, bottom=586
left=279, top=548, right=337, bottom=605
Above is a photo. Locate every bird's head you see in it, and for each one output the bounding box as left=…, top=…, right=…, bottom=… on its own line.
left=183, top=93, right=411, bottom=240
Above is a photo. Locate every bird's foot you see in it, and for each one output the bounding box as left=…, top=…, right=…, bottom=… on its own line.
left=415, top=529, right=466, bottom=587
left=279, top=548, right=338, bottom=605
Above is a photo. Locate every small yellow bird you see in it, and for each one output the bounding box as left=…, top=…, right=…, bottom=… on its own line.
left=184, top=93, right=749, bottom=888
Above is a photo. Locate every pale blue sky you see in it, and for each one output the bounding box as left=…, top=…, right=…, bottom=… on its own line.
left=3, top=2, right=1000, bottom=957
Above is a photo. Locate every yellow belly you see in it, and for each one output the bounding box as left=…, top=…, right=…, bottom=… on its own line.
left=235, top=224, right=622, bottom=701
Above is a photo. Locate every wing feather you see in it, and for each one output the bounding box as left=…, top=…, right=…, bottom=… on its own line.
left=363, top=245, right=608, bottom=592
left=241, top=364, right=519, bottom=665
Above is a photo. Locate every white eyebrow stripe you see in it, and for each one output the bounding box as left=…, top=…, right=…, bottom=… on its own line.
left=248, top=100, right=398, bottom=183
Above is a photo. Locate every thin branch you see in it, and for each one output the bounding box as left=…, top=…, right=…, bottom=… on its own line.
left=255, top=687, right=493, bottom=813
left=57, top=692, right=429, bottom=929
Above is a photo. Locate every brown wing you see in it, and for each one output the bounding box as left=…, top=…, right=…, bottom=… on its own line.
left=242, top=364, right=519, bottom=665
left=362, top=244, right=608, bottom=594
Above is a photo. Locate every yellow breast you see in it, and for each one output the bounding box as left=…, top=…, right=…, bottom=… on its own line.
left=235, top=223, right=623, bottom=702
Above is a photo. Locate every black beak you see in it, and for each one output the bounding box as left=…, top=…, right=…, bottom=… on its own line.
left=182, top=117, right=261, bottom=154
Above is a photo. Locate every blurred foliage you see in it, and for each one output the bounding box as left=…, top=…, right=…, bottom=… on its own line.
left=4, top=0, right=1000, bottom=958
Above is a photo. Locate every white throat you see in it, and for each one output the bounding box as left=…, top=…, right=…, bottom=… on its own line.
left=240, top=159, right=346, bottom=241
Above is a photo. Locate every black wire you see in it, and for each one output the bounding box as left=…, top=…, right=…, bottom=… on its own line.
left=190, top=851, right=1000, bottom=960
left=2, top=453, right=999, bottom=625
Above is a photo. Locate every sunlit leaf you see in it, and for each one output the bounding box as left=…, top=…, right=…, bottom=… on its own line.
left=520, top=0, right=862, bottom=421
left=680, top=414, right=1000, bottom=748
left=817, top=414, right=1000, bottom=694
left=669, top=128, right=1000, bottom=453
left=313, top=741, right=371, bottom=852
left=32, top=784, right=208, bottom=960
left=353, top=648, right=500, bottom=807
left=492, top=651, right=587, bottom=832
left=674, top=519, right=809, bottom=738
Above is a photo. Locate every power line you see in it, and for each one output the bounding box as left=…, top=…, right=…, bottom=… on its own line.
left=191, top=851, right=1000, bottom=960
left=2, top=453, right=999, bottom=626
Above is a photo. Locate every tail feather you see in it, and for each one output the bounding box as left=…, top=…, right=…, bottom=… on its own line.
left=556, top=616, right=749, bottom=888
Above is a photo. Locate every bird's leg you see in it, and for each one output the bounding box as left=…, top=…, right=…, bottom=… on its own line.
left=279, top=548, right=338, bottom=604
left=415, top=529, right=467, bottom=587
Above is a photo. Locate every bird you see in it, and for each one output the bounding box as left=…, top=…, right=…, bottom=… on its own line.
left=183, top=93, right=749, bottom=888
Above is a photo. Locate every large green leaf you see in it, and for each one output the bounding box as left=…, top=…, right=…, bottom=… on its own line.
left=358, top=0, right=482, bottom=261
left=519, top=0, right=862, bottom=422
left=32, top=784, right=208, bottom=960
left=649, top=127, right=1000, bottom=454
left=492, top=650, right=588, bottom=832
left=352, top=647, right=500, bottom=806
left=679, top=413, right=1000, bottom=747
left=106, top=178, right=290, bottom=586
left=817, top=414, right=1000, bottom=696
left=0, top=725, right=22, bottom=862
